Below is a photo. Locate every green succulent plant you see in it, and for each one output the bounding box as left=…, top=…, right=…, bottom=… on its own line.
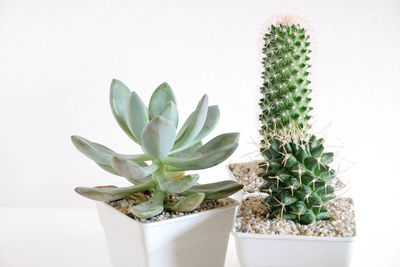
left=258, top=20, right=336, bottom=224
left=72, top=79, right=243, bottom=219
left=259, top=130, right=335, bottom=224
left=259, top=23, right=312, bottom=133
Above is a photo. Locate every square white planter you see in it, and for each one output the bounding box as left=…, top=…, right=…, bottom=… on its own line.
left=227, top=164, right=356, bottom=267
left=96, top=200, right=238, bottom=267
left=233, top=232, right=355, bottom=267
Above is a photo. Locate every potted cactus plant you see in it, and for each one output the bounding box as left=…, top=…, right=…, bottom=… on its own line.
left=229, top=17, right=356, bottom=267
left=71, top=80, right=243, bottom=267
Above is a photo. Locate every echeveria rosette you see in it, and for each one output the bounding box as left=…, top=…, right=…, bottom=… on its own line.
left=71, top=79, right=243, bottom=218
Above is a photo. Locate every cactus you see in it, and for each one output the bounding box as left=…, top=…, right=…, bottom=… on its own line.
left=72, top=79, right=243, bottom=219
left=258, top=19, right=336, bottom=224
left=259, top=22, right=312, bottom=133
left=259, top=129, right=335, bottom=224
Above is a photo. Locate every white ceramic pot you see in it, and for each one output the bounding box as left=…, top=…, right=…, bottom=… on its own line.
left=232, top=232, right=355, bottom=267
left=96, top=200, right=238, bottom=267
left=227, top=164, right=355, bottom=267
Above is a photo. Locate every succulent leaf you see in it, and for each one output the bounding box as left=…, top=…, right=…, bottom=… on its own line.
left=71, top=135, right=116, bottom=165
left=165, top=193, right=205, bottom=212
left=164, top=133, right=239, bottom=171
left=158, top=101, right=179, bottom=128
left=191, top=105, right=219, bottom=141
left=182, top=180, right=243, bottom=200
left=130, top=190, right=165, bottom=218
left=164, top=145, right=237, bottom=171
left=168, top=141, right=203, bottom=158
left=141, top=116, right=176, bottom=159
left=171, top=105, right=219, bottom=153
left=195, top=132, right=240, bottom=155
left=153, top=168, right=199, bottom=193
left=110, top=156, right=158, bottom=184
left=71, top=135, right=150, bottom=167
left=109, top=79, right=139, bottom=143
left=119, top=154, right=153, bottom=162
left=126, top=91, right=149, bottom=143
left=97, top=163, right=121, bottom=176
left=149, top=82, right=176, bottom=119
left=74, top=181, right=155, bottom=202
left=173, top=95, right=208, bottom=149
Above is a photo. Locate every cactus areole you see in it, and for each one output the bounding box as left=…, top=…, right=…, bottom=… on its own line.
left=72, top=80, right=243, bottom=219
left=259, top=21, right=337, bottom=224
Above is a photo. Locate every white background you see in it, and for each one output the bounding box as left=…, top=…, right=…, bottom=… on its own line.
left=1, top=0, right=399, bottom=266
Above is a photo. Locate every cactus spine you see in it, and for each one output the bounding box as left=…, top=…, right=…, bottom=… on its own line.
left=259, top=20, right=336, bottom=224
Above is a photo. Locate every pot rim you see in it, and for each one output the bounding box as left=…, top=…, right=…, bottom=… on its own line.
left=98, top=197, right=239, bottom=227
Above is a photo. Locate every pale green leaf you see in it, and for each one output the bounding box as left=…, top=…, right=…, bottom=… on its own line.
left=96, top=163, right=120, bottom=176
left=71, top=135, right=115, bottom=165
left=74, top=181, right=155, bottom=202
left=168, top=141, right=202, bottom=158
left=153, top=168, right=198, bottom=193
left=126, top=91, right=149, bottom=143
left=71, top=135, right=150, bottom=165
left=163, top=133, right=239, bottom=170
left=149, top=82, right=176, bottom=119
left=170, top=105, right=219, bottom=154
left=182, top=180, right=243, bottom=200
left=130, top=191, right=165, bottom=218
left=141, top=116, right=176, bottom=159
left=158, top=101, right=179, bottom=128
left=110, top=156, right=158, bottom=184
left=165, top=193, right=205, bottom=212
left=109, top=79, right=139, bottom=143
left=173, top=95, right=208, bottom=149
left=195, top=132, right=239, bottom=156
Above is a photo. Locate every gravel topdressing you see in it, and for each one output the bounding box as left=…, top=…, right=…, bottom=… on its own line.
left=229, top=162, right=264, bottom=194
left=109, top=195, right=236, bottom=223
left=235, top=196, right=355, bottom=237
left=230, top=162, right=356, bottom=237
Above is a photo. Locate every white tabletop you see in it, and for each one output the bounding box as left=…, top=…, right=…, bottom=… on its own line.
left=0, top=207, right=240, bottom=267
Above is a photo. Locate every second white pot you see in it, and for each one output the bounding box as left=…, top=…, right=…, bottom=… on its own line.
left=233, top=231, right=355, bottom=267
left=96, top=200, right=238, bottom=267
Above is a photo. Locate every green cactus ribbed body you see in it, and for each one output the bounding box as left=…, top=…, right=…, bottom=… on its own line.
left=259, top=24, right=312, bottom=133
left=259, top=135, right=335, bottom=224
